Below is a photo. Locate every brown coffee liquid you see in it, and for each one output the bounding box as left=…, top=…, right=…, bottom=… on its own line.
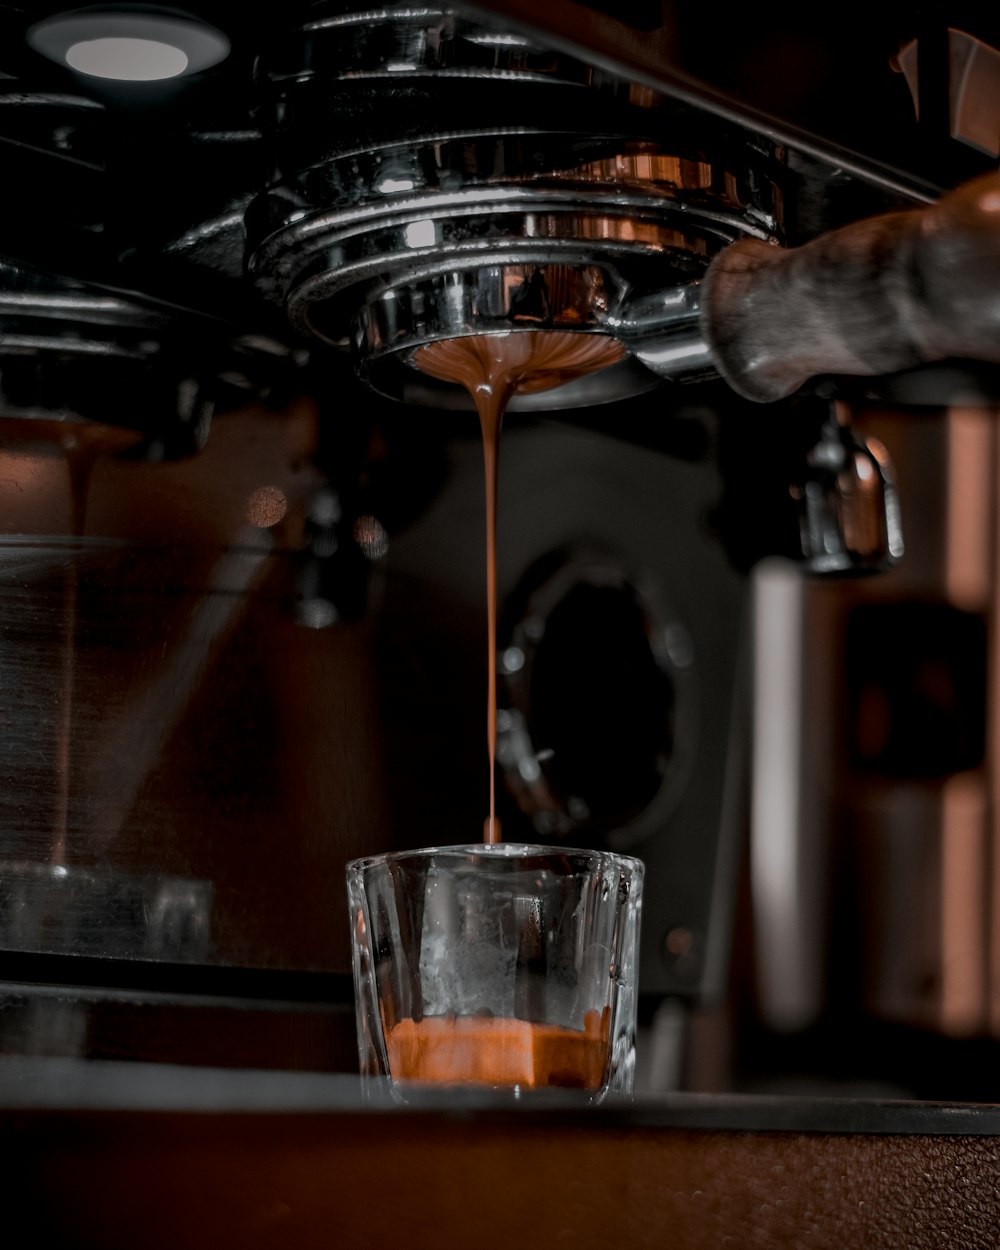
left=0, top=419, right=141, bottom=863
left=413, top=331, right=624, bottom=844
left=386, top=1009, right=610, bottom=1089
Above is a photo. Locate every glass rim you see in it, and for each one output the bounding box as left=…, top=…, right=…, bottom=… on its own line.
left=345, top=842, right=644, bottom=876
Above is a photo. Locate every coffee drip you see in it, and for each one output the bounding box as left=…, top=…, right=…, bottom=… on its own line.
left=412, top=330, right=625, bottom=846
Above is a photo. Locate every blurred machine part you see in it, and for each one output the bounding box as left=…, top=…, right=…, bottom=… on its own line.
left=744, top=393, right=1000, bottom=1099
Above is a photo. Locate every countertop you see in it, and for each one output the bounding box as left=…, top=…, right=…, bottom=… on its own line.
left=4, top=1058, right=1000, bottom=1248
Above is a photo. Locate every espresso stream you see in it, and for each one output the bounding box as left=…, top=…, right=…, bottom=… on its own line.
left=413, top=331, right=625, bottom=845
left=400, top=330, right=624, bottom=1089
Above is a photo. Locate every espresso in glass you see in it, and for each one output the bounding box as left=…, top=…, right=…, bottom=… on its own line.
left=346, top=843, right=643, bottom=1098
left=347, top=331, right=640, bottom=1097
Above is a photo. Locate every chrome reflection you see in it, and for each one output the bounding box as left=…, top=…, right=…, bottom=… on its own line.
left=0, top=862, right=212, bottom=961
left=792, top=405, right=904, bottom=575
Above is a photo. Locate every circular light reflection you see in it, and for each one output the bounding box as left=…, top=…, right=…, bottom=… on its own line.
left=247, top=485, right=288, bottom=528
left=854, top=454, right=874, bottom=482
left=501, top=645, right=525, bottom=674
left=353, top=514, right=389, bottom=560
left=66, top=36, right=188, bottom=80
left=301, top=599, right=339, bottom=630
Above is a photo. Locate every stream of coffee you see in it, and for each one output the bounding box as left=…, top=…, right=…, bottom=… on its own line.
left=396, top=330, right=624, bottom=1090
left=413, top=330, right=624, bottom=846
left=0, top=419, right=140, bottom=864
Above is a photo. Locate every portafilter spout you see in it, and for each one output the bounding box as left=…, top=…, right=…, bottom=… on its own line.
left=610, top=169, right=1000, bottom=403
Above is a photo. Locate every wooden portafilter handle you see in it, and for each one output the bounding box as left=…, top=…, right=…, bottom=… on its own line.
left=701, top=170, right=1000, bottom=403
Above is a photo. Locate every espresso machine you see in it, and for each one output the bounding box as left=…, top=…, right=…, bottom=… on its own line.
left=0, top=0, right=999, bottom=1106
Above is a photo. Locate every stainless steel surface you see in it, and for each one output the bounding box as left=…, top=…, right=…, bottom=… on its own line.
left=605, top=281, right=715, bottom=384
left=0, top=259, right=289, bottom=454
left=246, top=5, right=785, bottom=405
left=792, top=409, right=904, bottom=575
left=461, top=1, right=965, bottom=203
left=355, top=263, right=659, bottom=409
left=0, top=863, right=211, bottom=961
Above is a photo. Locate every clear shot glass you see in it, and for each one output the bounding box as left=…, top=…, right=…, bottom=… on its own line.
left=346, top=843, right=643, bottom=1102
